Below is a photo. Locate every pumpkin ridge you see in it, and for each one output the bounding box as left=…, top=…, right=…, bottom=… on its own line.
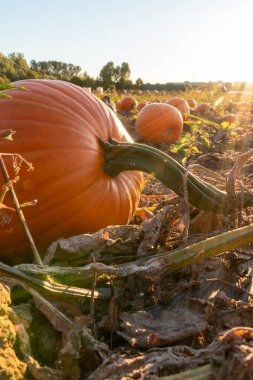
left=2, top=94, right=103, bottom=128
left=12, top=80, right=114, bottom=131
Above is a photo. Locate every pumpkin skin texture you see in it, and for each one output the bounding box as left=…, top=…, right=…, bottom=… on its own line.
left=119, top=96, right=137, bottom=111
left=0, top=79, right=143, bottom=259
left=135, top=103, right=183, bottom=144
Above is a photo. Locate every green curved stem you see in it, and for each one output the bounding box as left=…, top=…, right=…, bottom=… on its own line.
left=100, top=138, right=253, bottom=214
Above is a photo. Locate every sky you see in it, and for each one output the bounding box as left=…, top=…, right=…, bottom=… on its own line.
left=2, top=0, right=253, bottom=83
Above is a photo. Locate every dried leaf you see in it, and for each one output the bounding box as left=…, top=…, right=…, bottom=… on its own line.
left=119, top=299, right=207, bottom=348
left=86, top=343, right=210, bottom=380
left=191, top=211, right=223, bottom=233
left=44, top=225, right=141, bottom=265
left=215, top=326, right=253, bottom=380
left=137, top=205, right=175, bottom=258
left=57, top=316, right=110, bottom=378
left=134, top=206, right=155, bottom=221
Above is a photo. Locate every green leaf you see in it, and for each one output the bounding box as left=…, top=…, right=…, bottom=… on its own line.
left=174, top=143, right=189, bottom=153
left=0, top=83, right=28, bottom=92
left=0, top=84, right=15, bottom=90
left=228, top=123, right=236, bottom=130
left=192, top=146, right=201, bottom=153
left=220, top=121, right=230, bottom=129
left=191, top=124, right=199, bottom=133
left=179, top=136, right=189, bottom=144
left=202, top=137, right=211, bottom=145
left=0, top=93, right=12, bottom=99
left=0, top=83, right=29, bottom=99
left=170, top=145, right=180, bottom=153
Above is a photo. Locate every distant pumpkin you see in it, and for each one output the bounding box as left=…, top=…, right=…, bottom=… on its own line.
left=221, top=113, right=237, bottom=124
left=186, top=98, right=197, bottom=109
left=166, top=97, right=190, bottom=120
left=194, top=103, right=211, bottom=114
left=115, top=101, right=122, bottom=111
left=135, top=103, right=183, bottom=144
left=120, top=96, right=137, bottom=111
left=137, top=101, right=148, bottom=111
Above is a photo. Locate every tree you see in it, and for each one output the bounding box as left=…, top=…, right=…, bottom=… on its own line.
left=135, top=78, right=144, bottom=89
left=120, top=62, right=130, bottom=81
left=30, top=60, right=82, bottom=80
left=0, top=52, right=36, bottom=81
left=8, top=52, right=29, bottom=70
left=70, top=72, right=96, bottom=88
left=99, top=61, right=117, bottom=89
left=116, top=62, right=131, bottom=89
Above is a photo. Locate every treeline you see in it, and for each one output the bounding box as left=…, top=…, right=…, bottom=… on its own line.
left=0, top=52, right=193, bottom=91
left=0, top=52, right=140, bottom=90
left=0, top=52, right=245, bottom=91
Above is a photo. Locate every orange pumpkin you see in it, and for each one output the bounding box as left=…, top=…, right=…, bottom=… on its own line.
left=119, top=96, right=137, bottom=111
left=166, top=97, right=190, bottom=117
left=194, top=103, right=211, bottom=114
left=135, top=103, right=183, bottom=144
left=115, top=100, right=122, bottom=111
left=0, top=79, right=143, bottom=258
left=186, top=98, right=197, bottom=109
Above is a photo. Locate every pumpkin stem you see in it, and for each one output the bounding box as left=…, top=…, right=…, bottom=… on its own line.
left=100, top=138, right=253, bottom=214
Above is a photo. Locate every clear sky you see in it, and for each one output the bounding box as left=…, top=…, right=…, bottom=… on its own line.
left=2, top=0, right=253, bottom=83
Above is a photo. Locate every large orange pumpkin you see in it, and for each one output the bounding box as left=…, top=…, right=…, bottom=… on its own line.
left=135, top=103, right=183, bottom=144
left=0, top=79, right=143, bottom=259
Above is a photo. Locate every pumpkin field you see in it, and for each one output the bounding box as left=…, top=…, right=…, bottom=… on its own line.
left=1, top=81, right=253, bottom=379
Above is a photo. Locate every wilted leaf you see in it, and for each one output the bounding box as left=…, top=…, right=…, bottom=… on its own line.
left=137, top=205, right=175, bottom=258
left=119, top=299, right=207, bottom=348
left=44, top=225, right=141, bottom=265
left=134, top=206, right=155, bottom=221
left=57, top=316, right=110, bottom=377
left=191, top=211, right=223, bottom=233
